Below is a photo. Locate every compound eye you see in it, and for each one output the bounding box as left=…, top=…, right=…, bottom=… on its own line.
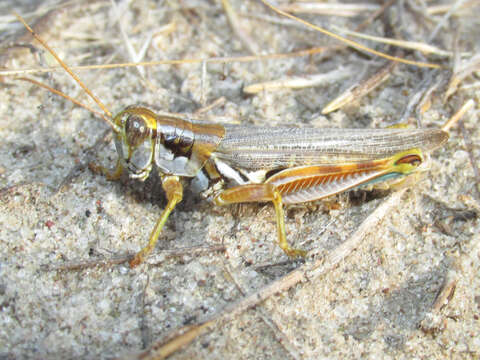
left=125, top=115, right=150, bottom=147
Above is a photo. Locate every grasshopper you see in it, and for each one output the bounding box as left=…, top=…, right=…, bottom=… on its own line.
left=14, top=14, right=448, bottom=268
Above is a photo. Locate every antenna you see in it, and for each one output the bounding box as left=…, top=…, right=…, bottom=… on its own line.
left=14, top=13, right=120, bottom=132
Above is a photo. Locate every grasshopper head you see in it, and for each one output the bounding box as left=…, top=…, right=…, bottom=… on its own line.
left=112, top=106, right=157, bottom=180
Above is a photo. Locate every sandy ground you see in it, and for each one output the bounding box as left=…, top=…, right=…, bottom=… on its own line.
left=0, top=0, right=479, bottom=359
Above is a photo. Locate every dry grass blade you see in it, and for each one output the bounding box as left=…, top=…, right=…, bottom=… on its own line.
left=427, top=0, right=478, bottom=15
left=331, top=26, right=453, bottom=57
left=442, top=98, right=475, bottom=132
left=224, top=263, right=302, bottom=359
left=278, top=2, right=380, bottom=17
left=109, top=0, right=153, bottom=78
left=322, top=61, right=395, bottom=114
left=43, top=246, right=226, bottom=271
left=429, top=0, right=470, bottom=42
left=0, top=47, right=335, bottom=77
left=221, top=0, right=260, bottom=54
left=445, top=54, right=480, bottom=100
left=259, top=0, right=442, bottom=69
left=244, top=67, right=355, bottom=94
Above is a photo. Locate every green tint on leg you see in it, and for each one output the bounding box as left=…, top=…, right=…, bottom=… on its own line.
left=271, top=191, right=307, bottom=258
left=130, top=175, right=183, bottom=267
